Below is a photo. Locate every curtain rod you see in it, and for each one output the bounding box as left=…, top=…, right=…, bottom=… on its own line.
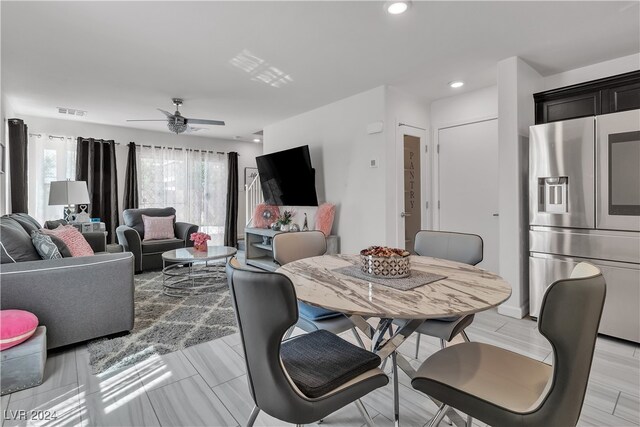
left=36, top=135, right=237, bottom=156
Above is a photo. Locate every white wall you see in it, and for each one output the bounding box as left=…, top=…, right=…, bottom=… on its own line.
left=19, top=115, right=262, bottom=235
left=496, top=57, right=543, bottom=318
left=263, top=86, right=388, bottom=253
left=543, top=53, right=640, bottom=90
left=430, top=86, right=498, bottom=129
left=0, top=92, right=15, bottom=215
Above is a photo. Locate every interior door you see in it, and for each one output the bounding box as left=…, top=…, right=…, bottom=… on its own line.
left=438, top=119, right=499, bottom=272
left=403, top=135, right=421, bottom=251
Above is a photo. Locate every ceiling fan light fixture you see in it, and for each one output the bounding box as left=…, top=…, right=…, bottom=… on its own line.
left=167, top=121, right=188, bottom=134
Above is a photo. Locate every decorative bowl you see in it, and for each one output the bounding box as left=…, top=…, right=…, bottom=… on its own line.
left=360, top=246, right=411, bottom=278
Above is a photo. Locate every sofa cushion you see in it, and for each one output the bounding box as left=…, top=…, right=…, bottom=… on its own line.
left=9, top=214, right=43, bottom=235
left=48, top=235, right=73, bottom=258
left=41, top=226, right=94, bottom=257
left=0, top=217, right=41, bottom=263
left=141, top=238, right=184, bottom=254
left=123, top=207, right=176, bottom=239
left=0, top=310, right=39, bottom=351
left=142, top=215, right=176, bottom=241
left=31, top=231, right=62, bottom=260
left=44, top=219, right=68, bottom=230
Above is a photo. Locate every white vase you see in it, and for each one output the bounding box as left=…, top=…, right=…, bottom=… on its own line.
left=280, top=224, right=290, bottom=232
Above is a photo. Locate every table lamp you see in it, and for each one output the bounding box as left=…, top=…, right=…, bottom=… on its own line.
left=48, top=180, right=90, bottom=222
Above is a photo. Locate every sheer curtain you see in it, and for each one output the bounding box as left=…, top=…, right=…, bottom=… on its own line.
left=27, top=134, right=77, bottom=224
left=138, top=146, right=228, bottom=244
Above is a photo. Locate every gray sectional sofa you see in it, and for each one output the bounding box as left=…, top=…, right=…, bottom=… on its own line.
left=0, top=213, right=134, bottom=349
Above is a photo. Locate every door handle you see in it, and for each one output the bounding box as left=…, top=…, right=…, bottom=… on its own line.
left=400, top=212, right=412, bottom=218
left=492, top=213, right=499, bottom=217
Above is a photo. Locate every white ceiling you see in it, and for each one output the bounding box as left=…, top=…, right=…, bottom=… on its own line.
left=2, top=1, right=639, bottom=140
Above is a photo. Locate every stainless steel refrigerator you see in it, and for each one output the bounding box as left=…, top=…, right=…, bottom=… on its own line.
left=529, top=109, right=640, bottom=343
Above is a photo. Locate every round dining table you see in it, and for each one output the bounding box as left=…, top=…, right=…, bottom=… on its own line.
left=277, top=254, right=511, bottom=427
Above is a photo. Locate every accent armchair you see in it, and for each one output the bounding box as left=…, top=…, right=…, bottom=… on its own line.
left=116, top=207, right=198, bottom=273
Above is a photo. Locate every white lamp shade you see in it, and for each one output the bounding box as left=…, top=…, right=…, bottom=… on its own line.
left=48, top=181, right=90, bottom=206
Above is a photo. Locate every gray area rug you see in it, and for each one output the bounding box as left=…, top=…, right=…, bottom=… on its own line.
left=87, top=269, right=238, bottom=374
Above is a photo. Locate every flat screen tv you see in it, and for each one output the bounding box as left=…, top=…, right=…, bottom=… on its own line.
left=256, top=145, right=318, bottom=206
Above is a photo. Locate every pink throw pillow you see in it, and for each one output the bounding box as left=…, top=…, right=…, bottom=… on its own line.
left=315, top=203, right=336, bottom=236
left=41, top=225, right=94, bottom=257
left=0, top=310, right=39, bottom=351
left=252, top=204, right=280, bottom=228
left=142, top=215, right=175, bottom=241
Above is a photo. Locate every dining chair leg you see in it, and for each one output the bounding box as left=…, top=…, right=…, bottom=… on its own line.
left=247, top=405, right=260, bottom=427
left=439, top=338, right=447, bottom=349
left=426, top=404, right=450, bottom=427
left=284, top=326, right=294, bottom=340
left=392, top=351, right=400, bottom=427
left=461, top=330, right=471, bottom=342
left=351, top=327, right=366, bottom=348
left=356, top=399, right=376, bottom=427
left=415, top=333, right=421, bottom=359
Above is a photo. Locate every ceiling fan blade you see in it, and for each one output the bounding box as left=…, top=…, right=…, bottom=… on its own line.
left=186, top=126, right=205, bottom=133
left=126, top=119, right=168, bottom=122
left=185, top=118, right=225, bottom=126
left=157, top=109, right=174, bottom=118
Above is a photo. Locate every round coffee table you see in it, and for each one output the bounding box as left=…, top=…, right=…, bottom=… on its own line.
left=162, top=246, right=237, bottom=297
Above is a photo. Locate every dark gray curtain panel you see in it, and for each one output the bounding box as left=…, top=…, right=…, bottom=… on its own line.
left=8, top=118, right=28, bottom=213
left=224, top=152, right=239, bottom=247
left=76, top=137, right=119, bottom=243
left=123, top=142, right=139, bottom=210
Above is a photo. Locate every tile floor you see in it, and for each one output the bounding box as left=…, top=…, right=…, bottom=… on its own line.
left=2, top=309, right=639, bottom=427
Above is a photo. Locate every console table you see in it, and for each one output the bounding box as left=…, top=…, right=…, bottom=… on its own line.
left=245, top=227, right=339, bottom=271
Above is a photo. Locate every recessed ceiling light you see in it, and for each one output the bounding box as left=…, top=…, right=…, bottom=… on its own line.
left=449, top=81, right=464, bottom=88
left=253, top=138, right=261, bottom=143
left=386, top=1, right=410, bottom=15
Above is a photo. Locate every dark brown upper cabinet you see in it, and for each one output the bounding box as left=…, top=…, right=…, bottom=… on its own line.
left=534, top=70, right=640, bottom=124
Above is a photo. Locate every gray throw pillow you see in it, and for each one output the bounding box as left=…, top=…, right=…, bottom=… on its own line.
left=31, top=231, right=62, bottom=260
left=48, top=234, right=73, bottom=258
left=44, top=219, right=68, bottom=230
left=0, top=217, right=41, bottom=263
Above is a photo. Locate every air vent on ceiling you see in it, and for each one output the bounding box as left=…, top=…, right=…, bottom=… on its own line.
left=58, top=107, right=87, bottom=117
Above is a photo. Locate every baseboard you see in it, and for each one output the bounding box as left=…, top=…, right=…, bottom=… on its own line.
left=498, top=300, right=529, bottom=319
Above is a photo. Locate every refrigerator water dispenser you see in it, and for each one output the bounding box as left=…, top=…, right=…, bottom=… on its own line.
left=538, top=177, right=568, bottom=213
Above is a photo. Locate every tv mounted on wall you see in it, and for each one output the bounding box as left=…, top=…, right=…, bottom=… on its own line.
left=256, top=145, right=319, bottom=206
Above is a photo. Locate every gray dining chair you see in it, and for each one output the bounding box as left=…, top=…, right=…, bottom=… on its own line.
left=411, top=262, right=606, bottom=427
left=410, top=230, right=483, bottom=358
left=273, top=231, right=365, bottom=347
left=225, top=258, right=388, bottom=427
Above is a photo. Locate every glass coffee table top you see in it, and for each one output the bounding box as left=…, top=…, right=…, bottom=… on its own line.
left=161, top=246, right=237, bottom=297
left=162, top=246, right=238, bottom=262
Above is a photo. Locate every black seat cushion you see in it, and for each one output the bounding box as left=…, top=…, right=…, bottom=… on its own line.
left=281, top=329, right=381, bottom=398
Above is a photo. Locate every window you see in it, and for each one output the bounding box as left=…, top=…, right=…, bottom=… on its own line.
left=138, top=146, right=228, bottom=244
left=28, top=134, right=76, bottom=224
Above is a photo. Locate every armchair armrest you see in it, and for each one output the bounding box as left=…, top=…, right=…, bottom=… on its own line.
left=116, top=225, right=143, bottom=272
left=83, top=231, right=107, bottom=253
left=175, top=222, right=199, bottom=247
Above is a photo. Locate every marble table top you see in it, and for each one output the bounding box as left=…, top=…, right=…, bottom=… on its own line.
left=277, top=254, right=512, bottom=319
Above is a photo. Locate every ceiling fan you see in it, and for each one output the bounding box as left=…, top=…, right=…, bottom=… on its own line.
left=126, top=98, right=225, bottom=134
